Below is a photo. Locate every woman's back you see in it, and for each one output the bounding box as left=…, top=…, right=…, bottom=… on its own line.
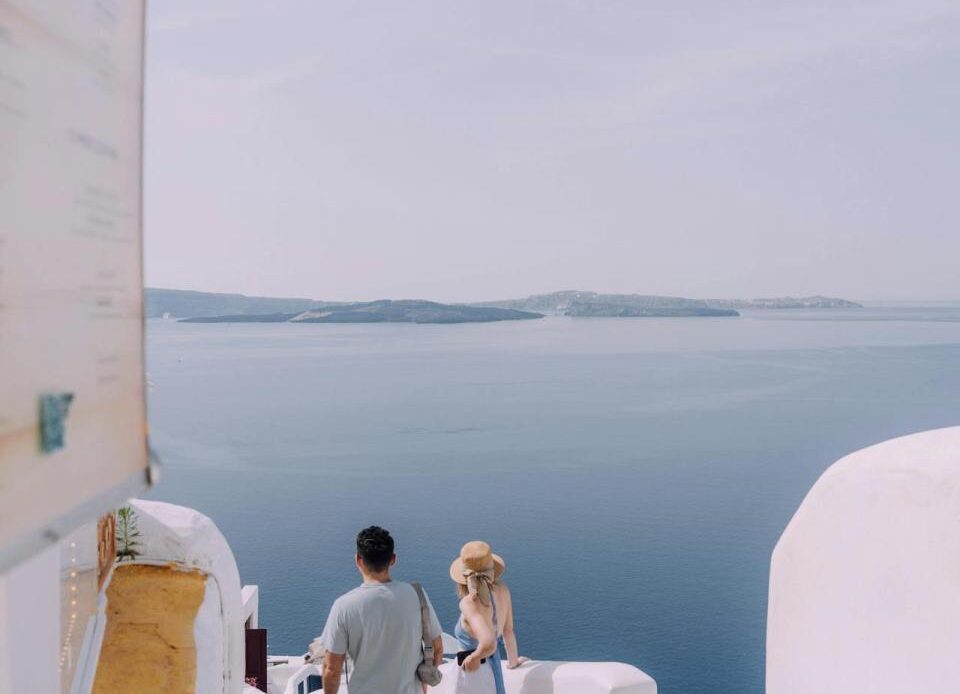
left=456, top=582, right=511, bottom=641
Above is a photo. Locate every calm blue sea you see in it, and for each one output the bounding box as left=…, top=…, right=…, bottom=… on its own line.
left=146, top=306, right=960, bottom=694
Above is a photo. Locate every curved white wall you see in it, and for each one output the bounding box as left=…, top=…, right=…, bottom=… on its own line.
left=129, top=499, right=244, bottom=694
left=767, top=426, right=960, bottom=694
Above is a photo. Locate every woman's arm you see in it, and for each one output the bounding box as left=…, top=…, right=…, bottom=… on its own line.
left=500, top=586, right=528, bottom=669
left=460, top=597, right=498, bottom=672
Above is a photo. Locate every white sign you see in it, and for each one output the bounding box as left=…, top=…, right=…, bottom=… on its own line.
left=0, top=0, right=150, bottom=571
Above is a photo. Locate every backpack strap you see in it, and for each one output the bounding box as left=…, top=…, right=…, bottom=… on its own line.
left=411, top=582, right=434, bottom=661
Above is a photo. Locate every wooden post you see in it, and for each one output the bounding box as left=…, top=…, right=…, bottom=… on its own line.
left=97, top=512, right=117, bottom=591
left=245, top=628, right=268, bottom=692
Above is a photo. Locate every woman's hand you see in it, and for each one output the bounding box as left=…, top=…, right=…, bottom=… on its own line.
left=462, top=654, right=482, bottom=672
left=506, top=656, right=529, bottom=669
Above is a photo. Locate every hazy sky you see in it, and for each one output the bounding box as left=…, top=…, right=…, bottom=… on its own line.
left=144, top=1, right=960, bottom=302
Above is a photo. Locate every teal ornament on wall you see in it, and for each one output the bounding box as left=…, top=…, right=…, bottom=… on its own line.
left=39, top=392, right=75, bottom=453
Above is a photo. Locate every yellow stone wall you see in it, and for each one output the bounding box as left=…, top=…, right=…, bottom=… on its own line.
left=92, top=564, right=207, bottom=694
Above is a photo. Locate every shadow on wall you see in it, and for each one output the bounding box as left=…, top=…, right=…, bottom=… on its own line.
left=517, top=662, right=563, bottom=694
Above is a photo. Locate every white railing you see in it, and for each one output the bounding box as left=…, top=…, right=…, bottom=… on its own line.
left=241, top=584, right=259, bottom=629
left=265, top=650, right=656, bottom=694
left=266, top=658, right=322, bottom=694
left=435, top=658, right=656, bottom=694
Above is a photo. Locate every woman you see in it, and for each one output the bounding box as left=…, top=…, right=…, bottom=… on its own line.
left=450, top=541, right=528, bottom=694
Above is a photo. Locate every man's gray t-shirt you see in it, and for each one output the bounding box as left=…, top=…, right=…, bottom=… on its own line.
left=321, top=581, right=443, bottom=694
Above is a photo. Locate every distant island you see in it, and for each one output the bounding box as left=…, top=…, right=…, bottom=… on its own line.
left=475, top=291, right=862, bottom=315
left=179, top=300, right=543, bottom=325
left=475, top=291, right=738, bottom=317
left=146, top=288, right=325, bottom=318
left=705, top=296, right=863, bottom=309
left=146, top=288, right=862, bottom=324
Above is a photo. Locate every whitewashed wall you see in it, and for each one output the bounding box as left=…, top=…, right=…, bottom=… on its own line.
left=129, top=499, right=245, bottom=694
left=767, top=426, right=960, bottom=694
left=0, top=546, right=60, bottom=694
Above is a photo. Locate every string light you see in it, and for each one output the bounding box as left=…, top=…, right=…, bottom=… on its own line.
left=59, top=535, right=82, bottom=675
left=60, top=514, right=115, bottom=681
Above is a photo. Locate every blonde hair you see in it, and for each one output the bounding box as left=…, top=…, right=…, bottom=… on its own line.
left=457, top=579, right=498, bottom=600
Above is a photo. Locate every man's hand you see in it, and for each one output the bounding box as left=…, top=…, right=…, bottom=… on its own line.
left=506, top=656, right=530, bottom=669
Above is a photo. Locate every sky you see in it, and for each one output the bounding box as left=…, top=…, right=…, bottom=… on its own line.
left=144, top=1, right=960, bottom=302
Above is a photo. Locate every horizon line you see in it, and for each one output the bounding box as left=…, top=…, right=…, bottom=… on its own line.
left=144, top=286, right=960, bottom=305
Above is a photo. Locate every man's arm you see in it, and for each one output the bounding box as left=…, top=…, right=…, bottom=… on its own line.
left=318, top=597, right=349, bottom=693
left=322, top=652, right=346, bottom=694
left=417, top=587, right=445, bottom=679
left=419, top=587, right=444, bottom=667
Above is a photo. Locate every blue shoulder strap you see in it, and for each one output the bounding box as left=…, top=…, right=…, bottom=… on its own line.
left=488, top=590, right=507, bottom=694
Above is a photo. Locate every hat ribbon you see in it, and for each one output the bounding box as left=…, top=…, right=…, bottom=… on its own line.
left=463, top=566, right=496, bottom=606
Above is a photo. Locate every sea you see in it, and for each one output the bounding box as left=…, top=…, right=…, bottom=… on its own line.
left=145, top=305, right=960, bottom=694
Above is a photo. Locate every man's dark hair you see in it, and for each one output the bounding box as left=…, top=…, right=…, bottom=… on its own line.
left=356, top=526, right=395, bottom=572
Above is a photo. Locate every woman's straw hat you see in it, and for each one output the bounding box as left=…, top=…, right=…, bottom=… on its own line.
left=449, top=540, right=505, bottom=584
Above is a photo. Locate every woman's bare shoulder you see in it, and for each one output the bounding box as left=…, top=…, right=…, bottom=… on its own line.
left=495, top=581, right=512, bottom=601
left=459, top=593, right=481, bottom=613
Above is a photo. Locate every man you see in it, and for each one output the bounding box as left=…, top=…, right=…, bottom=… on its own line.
left=321, top=526, right=444, bottom=694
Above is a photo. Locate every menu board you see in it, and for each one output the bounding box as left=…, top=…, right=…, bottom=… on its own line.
left=0, top=1, right=150, bottom=571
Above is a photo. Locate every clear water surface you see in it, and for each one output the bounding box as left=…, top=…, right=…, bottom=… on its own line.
left=146, top=306, right=960, bottom=694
